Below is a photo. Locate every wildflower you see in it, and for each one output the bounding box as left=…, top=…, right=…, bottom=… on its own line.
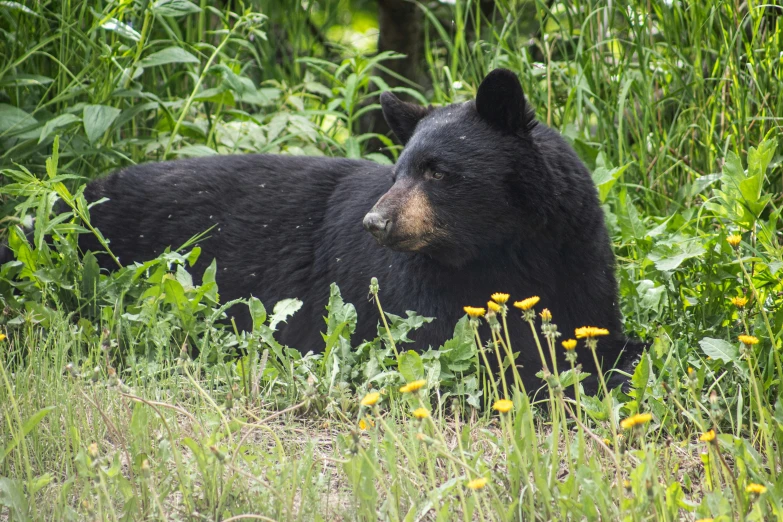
left=730, top=296, right=748, bottom=308
left=400, top=379, right=427, bottom=393
left=487, top=300, right=502, bottom=313
left=562, top=339, right=577, bottom=351
left=513, top=296, right=540, bottom=311
left=412, top=407, right=430, bottom=419
left=695, top=519, right=714, bottom=522
left=491, top=292, right=509, bottom=304
left=464, top=306, right=486, bottom=318
left=738, top=335, right=759, bottom=346
left=687, top=367, right=694, bottom=376
left=358, top=419, right=369, bottom=430
left=746, top=483, right=767, bottom=495
left=623, top=480, right=632, bottom=490
left=726, top=234, right=742, bottom=247
left=575, top=326, right=610, bottom=339
left=0, top=333, right=6, bottom=342
left=620, top=412, right=652, bottom=430
left=88, top=443, right=99, bottom=458
left=540, top=308, right=552, bottom=322
left=492, top=399, right=514, bottom=413
left=699, top=430, right=716, bottom=443
left=466, top=477, right=488, bottom=490
left=360, top=392, right=380, bottom=406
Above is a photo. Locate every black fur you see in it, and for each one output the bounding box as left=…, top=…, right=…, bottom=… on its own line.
left=63, top=69, right=640, bottom=392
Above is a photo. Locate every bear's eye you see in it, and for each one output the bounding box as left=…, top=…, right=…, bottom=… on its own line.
left=430, top=171, right=445, bottom=181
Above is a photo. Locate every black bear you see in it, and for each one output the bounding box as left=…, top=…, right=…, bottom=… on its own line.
left=67, top=69, right=641, bottom=391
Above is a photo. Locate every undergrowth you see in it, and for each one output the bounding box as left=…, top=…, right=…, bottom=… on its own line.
left=1, top=0, right=782, bottom=520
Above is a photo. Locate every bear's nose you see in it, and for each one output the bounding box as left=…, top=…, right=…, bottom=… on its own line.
left=363, top=212, right=391, bottom=241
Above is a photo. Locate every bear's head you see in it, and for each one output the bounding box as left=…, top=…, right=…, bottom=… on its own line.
left=363, top=68, right=553, bottom=266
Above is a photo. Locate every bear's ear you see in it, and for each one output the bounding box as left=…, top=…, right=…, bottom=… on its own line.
left=381, top=92, right=431, bottom=145
left=475, top=69, right=535, bottom=134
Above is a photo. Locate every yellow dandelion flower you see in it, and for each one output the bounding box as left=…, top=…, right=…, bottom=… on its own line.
left=466, top=477, right=488, bottom=490
left=623, top=480, right=632, bottom=490
left=540, top=308, right=552, bottom=322
left=0, top=334, right=6, bottom=342
left=699, top=430, right=716, bottom=442
left=687, top=367, right=694, bottom=375
left=695, top=519, right=714, bottom=522
left=492, top=399, right=514, bottom=413
left=487, top=300, right=502, bottom=313
left=620, top=412, right=653, bottom=430
left=491, top=293, right=510, bottom=304
left=746, top=483, right=767, bottom=495
left=739, top=335, right=759, bottom=346
left=575, top=326, right=610, bottom=339
left=358, top=419, right=368, bottom=430
left=400, top=379, right=427, bottom=393
left=513, top=296, right=540, bottom=311
left=360, top=392, right=380, bottom=406
left=730, top=296, right=748, bottom=308
left=562, top=339, right=577, bottom=351
left=726, top=234, right=742, bottom=247
left=412, top=408, right=430, bottom=419
left=464, top=306, right=486, bottom=318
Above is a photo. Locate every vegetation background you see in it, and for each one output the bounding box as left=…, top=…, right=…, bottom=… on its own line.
left=0, top=0, right=782, bottom=520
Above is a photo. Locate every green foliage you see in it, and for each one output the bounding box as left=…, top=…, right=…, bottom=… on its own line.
left=1, top=0, right=783, bottom=520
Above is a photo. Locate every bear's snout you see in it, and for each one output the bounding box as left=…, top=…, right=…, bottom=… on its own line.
left=363, top=212, right=391, bottom=242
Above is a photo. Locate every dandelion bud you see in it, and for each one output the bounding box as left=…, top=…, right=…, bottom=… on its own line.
left=88, top=443, right=99, bottom=459
left=209, top=445, right=227, bottom=462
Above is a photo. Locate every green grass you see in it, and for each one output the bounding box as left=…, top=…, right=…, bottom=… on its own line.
left=1, top=0, right=782, bottom=520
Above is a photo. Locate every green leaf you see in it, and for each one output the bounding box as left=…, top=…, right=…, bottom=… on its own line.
left=325, top=283, right=356, bottom=338
left=248, top=297, right=267, bottom=331
left=81, top=251, right=100, bottom=312
left=631, top=353, right=650, bottom=402
left=83, top=105, right=121, bottom=143
left=7, top=226, right=35, bottom=278
left=698, top=337, right=739, bottom=364
left=618, top=193, right=646, bottom=241
left=2, top=406, right=55, bottom=462
left=648, top=240, right=704, bottom=272
left=580, top=395, right=607, bottom=421
left=439, top=316, right=475, bottom=363
left=29, top=473, right=53, bottom=495
left=269, top=298, right=303, bottom=331
left=140, top=46, right=199, bottom=67
left=129, top=402, right=148, bottom=439
left=0, top=104, right=37, bottom=134
left=151, top=0, right=202, bottom=17
left=665, top=481, right=686, bottom=513
left=38, top=113, right=80, bottom=143
left=399, top=350, right=424, bottom=382
left=592, top=163, right=630, bottom=203
left=100, top=18, right=141, bottom=41
left=0, top=478, right=29, bottom=521
left=202, top=259, right=218, bottom=302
